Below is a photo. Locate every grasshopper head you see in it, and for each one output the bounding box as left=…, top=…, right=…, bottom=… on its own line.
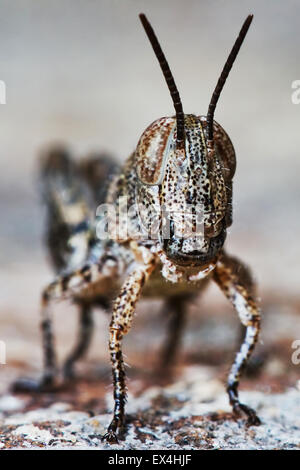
left=136, top=14, right=252, bottom=267
left=136, top=114, right=235, bottom=266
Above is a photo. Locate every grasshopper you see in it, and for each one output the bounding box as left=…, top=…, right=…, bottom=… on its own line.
left=15, top=13, right=261, bottom=442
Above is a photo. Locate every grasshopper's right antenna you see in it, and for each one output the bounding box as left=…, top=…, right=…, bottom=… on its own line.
left=139, top=13, right=185, bottom=149
left=206, top=15, right=253, bottom=141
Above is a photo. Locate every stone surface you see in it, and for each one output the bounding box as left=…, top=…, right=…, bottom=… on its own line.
left=0, top=365, right=299, bottom=450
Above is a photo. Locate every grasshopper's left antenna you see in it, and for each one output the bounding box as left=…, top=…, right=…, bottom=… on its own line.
left=139, top=13, right=185, bottom=148
left=206, top=15, right=253, bottom=141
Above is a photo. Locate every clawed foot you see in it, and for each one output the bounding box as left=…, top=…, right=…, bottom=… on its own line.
left=232, top=402, right=261, bottom=426
left=102, top=417, right=125, bottom=444
left=11, top=374, right=57, bottom=393
left=102, top=430, right=119, bottom=444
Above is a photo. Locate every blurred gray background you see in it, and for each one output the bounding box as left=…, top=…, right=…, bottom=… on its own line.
left=0, top=0, right=299, bottom=377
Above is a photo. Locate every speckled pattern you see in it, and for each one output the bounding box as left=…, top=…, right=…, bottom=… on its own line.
left=11, top=14, right=262, bottom=443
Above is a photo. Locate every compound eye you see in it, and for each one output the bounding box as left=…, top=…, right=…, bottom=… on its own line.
left=199, top=116, right=236, bottom=180
left=205, top=221, right=223, bottom=238
left=136, top=117, right=176, bottom=185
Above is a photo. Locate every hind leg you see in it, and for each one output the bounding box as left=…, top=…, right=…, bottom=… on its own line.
left=157, top=295, right=191, bottom=375
left=13, top=256, right=118, bottom=393
left=62, top=302, right=94, bottom=380
left=213, top=251, right=261, bottom=426
left=13, top=288, right=58, bottom=392
left=62, top=297, right=110, bottom=380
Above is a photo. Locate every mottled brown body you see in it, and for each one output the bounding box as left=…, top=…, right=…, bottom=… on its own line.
left=14, top=13, right=261, bottom=442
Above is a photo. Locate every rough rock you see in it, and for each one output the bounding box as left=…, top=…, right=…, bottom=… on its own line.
left=0, top=365, right=299, bottom=450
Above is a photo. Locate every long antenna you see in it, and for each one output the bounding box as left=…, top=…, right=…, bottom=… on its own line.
left=206, top=15, right=253, bottom=141
left=139, top=13, right=185, bottom=147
